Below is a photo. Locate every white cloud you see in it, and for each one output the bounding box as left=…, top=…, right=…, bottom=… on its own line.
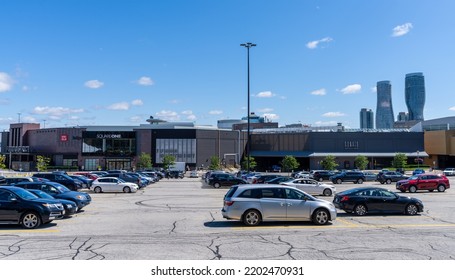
left=315, top=120, right=338, bottom=126
left=209, top=110, right=223, bottom=115
left=306, top=37, right=333, bottom=49
left=0, top=117, right=15, bottom=124
left=371, top=86, right=377, bottom=93
left=107, top=102, right=130, bottom=110
left=136, top=76, right=154, bottom=86
left=156, top=110, right=180, bottom=121
left=0, top=72, right=14, bottom=92
left=84, top=80, right=104, bottom=89
left=340, top=84, right=361, bottom=94
left=257, top=108, right=274, bottom=113
left=186, top=114, right=197, bottom=121
left=256, top=91, right=275, bottom=98
left=32, top=106, right=84, bottom=116
left=449, top=106, right=455, bottom=111
left=131, top=99, right=143, bottom=106
left=322, top=112, right=346, bottom=117
left=129, top=116, right=143, bottom=123
left=392, top=23, right=413, bottom=37
left=181, top=110, right=193, bottom=115
left=263, top=113, right=279, bottom=121
left=310, top=88, right=326, bottom=96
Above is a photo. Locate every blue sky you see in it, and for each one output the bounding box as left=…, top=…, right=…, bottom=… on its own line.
left=1, top=0, right=454, bottom=130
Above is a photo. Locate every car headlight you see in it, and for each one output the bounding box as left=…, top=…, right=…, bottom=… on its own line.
left=66, top=204, right=73, bottom=208
left=42, top=203, right=52, bottom=208
left=76, top=195, right=86, bottom=200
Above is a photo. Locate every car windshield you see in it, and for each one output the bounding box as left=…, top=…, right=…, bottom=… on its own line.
left=53, top=184, right=71, bottom=193
left=118, top=178, right=126, bottom=183
left=408, top=175, right=419, bottom=180
left=13, top=188, right=40, bottom=200
left=32, top=190, right=54, bottom=199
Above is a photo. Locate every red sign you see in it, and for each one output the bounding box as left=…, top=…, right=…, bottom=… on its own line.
left=60, top=134, right=68, bottom=142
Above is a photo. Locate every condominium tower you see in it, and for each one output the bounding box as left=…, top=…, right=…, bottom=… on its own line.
left=360, top=108, right=374, bottom=129
left=405, top=72, right=425, bottom=121
left=376, top=81, right=394, bottom=129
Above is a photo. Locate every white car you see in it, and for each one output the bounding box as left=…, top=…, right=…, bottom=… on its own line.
left=91, top=177, right=139, bottom=193
left=280, top=178, right=336, bottom=196
left=443, top=168, right=455, bottom=176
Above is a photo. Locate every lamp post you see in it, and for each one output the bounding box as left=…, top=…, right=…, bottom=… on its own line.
left=417, top=150, right=420, bottom=169
left=240, top=42, right=256, bottom=172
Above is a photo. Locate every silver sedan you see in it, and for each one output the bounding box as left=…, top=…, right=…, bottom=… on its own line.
left=280, top=178, right=336, bottom=196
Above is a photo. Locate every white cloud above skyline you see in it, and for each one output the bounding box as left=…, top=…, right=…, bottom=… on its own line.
left=107, top=102, right=130, bottom=110
left=392, top=22, right=413, bottom=37
left=340, top=84, right=362, bottom=94
left=156, top=110, right=179, bottom=121
left=131, top=99, right=143, bottom=106
left=84, top=80, right=104, bottom=89
left=322, top=111, right=346, bottom=117
left=306, top=37, right=333, bottom=49
left=0, top=72, right=14, bottom=92
left=136, top=76, right=154, bottom=86
left=255, top=91, right=275, bottom=98
left=449, top=106, right=455, bottom=111
left=310, top=88, right=327, bottom=96
left=209, top=110, right=223, bottom=115
left=263, top=113, right=279, bottom=120
left=32, top=106, right=84, bottom=116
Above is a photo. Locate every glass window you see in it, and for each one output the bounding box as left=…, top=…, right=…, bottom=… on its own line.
left=285, top=189, right=307, bottom=200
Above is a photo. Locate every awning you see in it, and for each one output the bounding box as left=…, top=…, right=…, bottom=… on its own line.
left=308, top=152, right=429, bottom=158
left=250, top=151, right=312, bottom=157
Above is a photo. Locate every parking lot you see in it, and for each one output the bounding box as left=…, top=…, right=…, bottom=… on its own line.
left=1, top=175, right=455, bottom=260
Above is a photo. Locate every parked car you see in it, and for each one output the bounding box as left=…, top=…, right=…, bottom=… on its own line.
left=396, top=174, right=450, bottom=193
left=103, top=172, right=146, bottom=187
left=333, top=187, right=424, bottom=216
left=310, top=170, right=335, bottom=182
left=330, top=171, right=365, bottom=184
left=68, top=175, right=93, bottom=188
left=27, top=189, right=78, bottom=217
left=209, top=175, right=247, bottom=188
left=165, top=170, right=184, bottom=179
left=271, top=165, right=282, bottom=172
left=363, top=171, right=378, bottom=181
left=32, top=172, right=83, bottom=191
left=280, top=178, right=336, bottom=196
left=15, top=181, right=92, bottom=210
left=294, top=171, right=310, bottom=179
left=251, top=174, right=282, bottom=184
left=189, top=170, right=199, bottom=178
left=377, top=171, right=409, bottom=184
left=264, top=176, right=293, bottom=184
left=222, top=184, right=337, bottom=226
left=0, top=186, right=64, bottom=229
left=412, top=169, right=425, bottom=175
left=73, top=172, right=100, bottom=180
left=3, top=177, right=35, bottom=185
left=443, top=168, right=455, bottom=176
left=91, top=177, right=139, bottom=193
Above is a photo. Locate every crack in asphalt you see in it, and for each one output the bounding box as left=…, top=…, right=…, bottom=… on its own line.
left=0, top=239, right=25, bottom=258
left=206, top=237, right=222, bottom=260
left=68, top=237, right=106, bottom=260
left=277, top=236, right=296, bottom=260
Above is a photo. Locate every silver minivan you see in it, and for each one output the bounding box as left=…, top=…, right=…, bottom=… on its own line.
left=222, top=184, right=337, bottom=226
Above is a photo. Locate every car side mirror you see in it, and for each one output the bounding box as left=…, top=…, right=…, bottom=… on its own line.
left=10, top=197, right=18, bottom=202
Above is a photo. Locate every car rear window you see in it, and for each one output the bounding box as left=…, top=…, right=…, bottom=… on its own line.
left=224, top=186, right=238, bottom=199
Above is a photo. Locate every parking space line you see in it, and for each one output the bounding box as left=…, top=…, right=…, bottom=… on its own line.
left=0, top=229, right=60, bottom=233
left=232, top=222, right=455, bottom=230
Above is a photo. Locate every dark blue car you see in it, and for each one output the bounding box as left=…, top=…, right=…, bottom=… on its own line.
left=15, top=181, right=91, bottom=210
left=27, top=189, right=78, bottom=217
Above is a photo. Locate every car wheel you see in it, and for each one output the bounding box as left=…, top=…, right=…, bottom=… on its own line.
left=336, top=179, right=342, bottom=184
left=409, top=185, right=417, bottom=193
left=318, top=177, right=323, bottom=182
left=323, top=188, right=332, bottom=196
left=354, top=204, right=367, bottom=216
left=243, top=210, right=261, bottom=226
left=213, top=182, right=221, bottom=188
left=406, top=203, right=419, bottom=215
left=386, top=179, right=391, bottom=184
left=357, top=179, right=364, bottom=184
left=312, top=208, right=329, bottom=225
left=437, top=185, right=446, bottom=192
left=94, top=186, right=102, bottom=193
left=123, top=186, right=131, bottom=193
left=21, top=212, right=42, bottom=229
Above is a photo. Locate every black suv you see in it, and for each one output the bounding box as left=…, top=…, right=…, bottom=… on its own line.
left=377, top=171, right=409, bottom=184
left=33, top=172, right=83, bottom=191
left=208, top=175, right=247, bottom=188
left=310, top=170, right=335, bottom=182
left=0, top=186, right=64, bottom=229
left=330, top=171, right=365, bottom=184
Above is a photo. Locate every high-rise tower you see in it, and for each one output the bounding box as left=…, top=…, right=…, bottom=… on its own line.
left=376, top=81, right=394, bottom=129
left=360, top=108, right=374, bottom=129
left=405, top=72, right=425, bottom=121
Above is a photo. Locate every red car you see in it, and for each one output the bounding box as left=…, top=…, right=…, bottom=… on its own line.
left=396, top=173, right=450, bottom=193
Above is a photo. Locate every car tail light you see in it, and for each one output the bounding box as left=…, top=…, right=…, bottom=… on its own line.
left=252, top=179, right=257, bottom=184
left=340, top=196, right=349, bottom=202
left=224, top=201, right=234, bottom=206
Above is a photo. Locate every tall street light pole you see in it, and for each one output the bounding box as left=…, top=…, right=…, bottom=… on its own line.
left=240, top=42, right=256, bottom=172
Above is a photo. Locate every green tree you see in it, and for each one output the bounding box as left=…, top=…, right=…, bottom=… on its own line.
left=36, top=155, right=51, bottom=171
left=208, top=155, right=221, bottom=170
left=354, top=155, right=369, bottom=170
left=281, top=155, right=300, bottom=172
left=320, top=155, right=338, bottom=170
left=0, top=154, right=6, bottom=169
left=392, top=153, right=407, bottom=169
left=162, top=154, right=176, bottom=170
left=241, top=156, right=257, bottom=171
left=137, top=152, right=152, bottom=170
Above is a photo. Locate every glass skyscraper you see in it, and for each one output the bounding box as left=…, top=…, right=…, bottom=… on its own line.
left=405, top=72, right=425, bottom=121
left=376, top=81, right=394, bottom=129
left=360, top=108, right=374, bottom=129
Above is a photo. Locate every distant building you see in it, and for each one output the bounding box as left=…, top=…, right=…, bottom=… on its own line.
left=217, top=119, right=245, bottom=129
left=397, top=112, right=408, bottom=122
left=376, top=80, right=395, bottom=129
left=360, top=108, right=374, bottom=129
left=405, top=72, right=425, bottom=121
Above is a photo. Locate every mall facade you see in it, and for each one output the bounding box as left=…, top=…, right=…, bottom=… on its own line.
left=0, top=120, right=435, bottom=172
